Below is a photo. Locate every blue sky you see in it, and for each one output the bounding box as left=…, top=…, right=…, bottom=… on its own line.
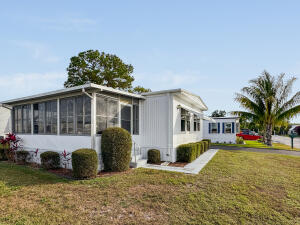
left=0, top=0, right=299, bottom=122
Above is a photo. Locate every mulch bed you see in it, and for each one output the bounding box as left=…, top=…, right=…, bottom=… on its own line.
left=168, top=162, right=188, bottom=167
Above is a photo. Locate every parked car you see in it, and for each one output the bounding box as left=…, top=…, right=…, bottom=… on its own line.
left=236, top=131, right=262, bottom=140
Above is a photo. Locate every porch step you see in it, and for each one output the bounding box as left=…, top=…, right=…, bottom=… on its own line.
left=130, top=159, right=148, bottom=168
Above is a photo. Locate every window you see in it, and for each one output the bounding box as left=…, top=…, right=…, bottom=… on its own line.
left=34, top=100, right=57, bottom=134
left=96, top=95, right=119, bottom=134
left=210, top=123, right=218, bottom=133
left=13, top=104, right=31, bottom=134
left=60, top=96, right=91, bottom=135
left=121, top=105, right=131, bottom=133
left=181, top=108, right=190, bottom=132
left=133, top=103, right=139, bottom=135
left=194, top=114, right=200, bottom=131
left=225, top=122, right=232, bottom=133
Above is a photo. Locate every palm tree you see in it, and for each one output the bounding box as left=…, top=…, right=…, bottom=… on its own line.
left=232, top=71, right=300, bottom=146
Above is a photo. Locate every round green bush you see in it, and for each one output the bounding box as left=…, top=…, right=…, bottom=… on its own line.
left=40, top=151, right=60, bottom=169
left=148, top=149, right=161, bottom=164
left=72, top=149, right=98, bottom=179
left=101, top=127, right=132, bottom=172
left=16, top=150, right=29, bottom=164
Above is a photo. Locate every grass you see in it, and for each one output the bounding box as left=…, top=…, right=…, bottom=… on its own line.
left=213, top=140, right=300, bottom=151
left=0, top=151, right=299, bottom=224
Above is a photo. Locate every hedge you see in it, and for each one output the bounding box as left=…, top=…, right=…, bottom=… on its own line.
left=177, top=144, right=197, bottom=162
left=177, top=139, right=212, bottom=162
left=202, top=139, right=211, bottom=148
left=16, top=150, right=29, bottom=164
left=72, top=149, right=98, bottom=179
left=40, top=151, right=60, bottom=169
left=148, top=149, right=161, bottom=164
left=101, top=127, right=132, bottom=172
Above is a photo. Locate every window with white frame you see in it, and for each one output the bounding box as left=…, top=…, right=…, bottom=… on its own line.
left=225, top=122, right=232, bottom=133
left=13, top=104, right=31, bottom=134
left=193, top=114, right=200, bottom=131
left=96, top=95, right=119, bottom=134
left=210, top=123, right=218, bottom=133
left=181, top=108, right=190, bottom=132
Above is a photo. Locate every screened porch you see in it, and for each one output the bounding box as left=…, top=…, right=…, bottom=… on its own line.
left=12, top=92, right=140, bottom=137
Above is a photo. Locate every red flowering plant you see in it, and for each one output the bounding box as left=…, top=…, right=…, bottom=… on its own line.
left=0, top=133, right=22, bottom=162
left=61, top=149, right=71, bottom=169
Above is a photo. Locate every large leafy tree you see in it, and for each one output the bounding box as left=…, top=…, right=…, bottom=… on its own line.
left=232, top=71, right=300, bottom=146
left=211, top=110, right=226, bottom=117
left=65, top=50, right=135, bottom=90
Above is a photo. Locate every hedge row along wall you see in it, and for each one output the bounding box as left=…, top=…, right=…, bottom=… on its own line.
left=177, top=139, right=211, bottom=163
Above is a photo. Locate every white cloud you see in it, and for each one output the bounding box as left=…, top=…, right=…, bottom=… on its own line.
left=0, top=72, right=66, bottom=101
left=12, top=41, right=60, bottom=63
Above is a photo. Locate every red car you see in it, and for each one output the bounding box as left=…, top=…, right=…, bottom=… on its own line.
left=236, top=132, right=262, bottom=140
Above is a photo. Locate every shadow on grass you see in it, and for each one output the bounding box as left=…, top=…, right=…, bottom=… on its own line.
left=0, top=161, right=69, bottom=188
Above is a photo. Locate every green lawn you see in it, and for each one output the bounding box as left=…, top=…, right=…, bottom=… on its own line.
left=0, top=151, right=299, bottom=224
left=213, top=140, right=300, bottom=151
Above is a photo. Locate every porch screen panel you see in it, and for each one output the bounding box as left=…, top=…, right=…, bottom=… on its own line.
left=60, top=97, right=75, bottom=134
left=96, top=95, right=119, bottom=134
left=75, top=95, right=91, bottom=135
left=13, top=105, right=31, bottom=134
left=22, top=105, right=31, bottom=133
left=45, top=100, right=57, bottom=134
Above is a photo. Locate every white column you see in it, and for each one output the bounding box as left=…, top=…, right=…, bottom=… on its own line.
left=57, top=98, right=60, bottom=135
left=91, top=92, right=97, bottom=149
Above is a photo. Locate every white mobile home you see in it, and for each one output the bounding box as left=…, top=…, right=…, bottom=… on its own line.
left=203, top=117, right=240, bottom=144
left=0, top=83, right=214, bottom=167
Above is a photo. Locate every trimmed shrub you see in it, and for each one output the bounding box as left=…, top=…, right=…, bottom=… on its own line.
left=236, top=136, right=244, bottom=144
left=202, top=141, right=208, bottom=152
left=177, top=144, right=197, bottom=162
left=101, top=127, right=132, bottom=172
left=202, top=139, right=211, bottom=148
left=40, top=151, right=60, bottom=169
left=197, top=142, right=204, bottom=155
left=148, top=149, right=161, bottom=164
left=16, top=150, right=29, bottom=164
left=72, top=149, right=98, bottom=179
left=196, top=142, right=202, bottom=157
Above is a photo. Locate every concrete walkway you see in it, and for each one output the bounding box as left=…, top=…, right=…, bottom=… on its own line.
left=141, top=149, right=219, bottom=174
left=211, top=145, right=300, bottom=157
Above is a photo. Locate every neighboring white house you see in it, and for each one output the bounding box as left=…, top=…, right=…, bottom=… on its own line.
left=203, top=117, right=240, bottom=144
left=0, top=83, right=215, bottom=167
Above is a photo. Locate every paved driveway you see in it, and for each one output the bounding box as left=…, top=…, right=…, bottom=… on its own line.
left=272, top=135, right=300, bottom=148
left=211, top=145, right=300, bottom=157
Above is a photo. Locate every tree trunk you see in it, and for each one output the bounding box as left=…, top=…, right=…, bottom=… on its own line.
left=266, top=123, right=273, bottom=146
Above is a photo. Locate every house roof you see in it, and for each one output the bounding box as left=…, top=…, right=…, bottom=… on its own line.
left=1, top=83, right=145, bottom=105
left=142, top=88, right=208, bottom=111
